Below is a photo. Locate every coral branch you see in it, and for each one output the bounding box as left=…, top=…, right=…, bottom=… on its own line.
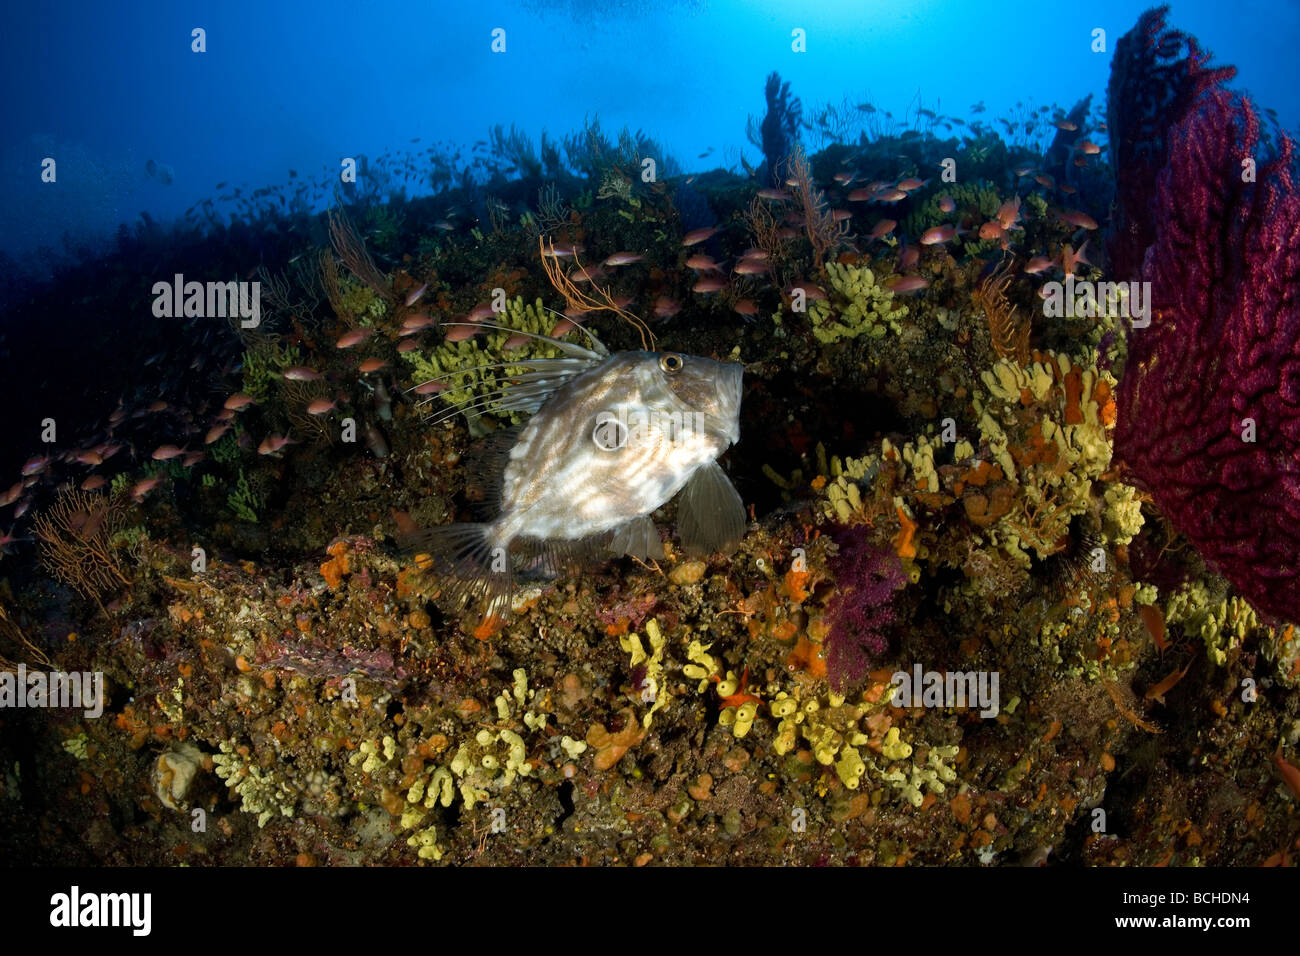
left=538, top=237, right=655, bottom=349
left=973, top=257, right=1030, bottom=366
left=824, top=529, right=906, bottom=692
left=0, top=601, right=54, bottom=672
left=33, top=489, right=131, bottom=609
left=784, top=146, right=848, bottom=271
left=328, top=207, right=395, bottom=304
left=759, top=72, right=801, bottom=187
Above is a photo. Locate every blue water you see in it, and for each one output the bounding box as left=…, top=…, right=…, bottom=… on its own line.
left=2, top=0, right=1297, bottom=273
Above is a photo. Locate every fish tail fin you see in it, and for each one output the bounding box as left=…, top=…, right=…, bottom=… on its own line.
left=401, top=522, right=514, bottom=616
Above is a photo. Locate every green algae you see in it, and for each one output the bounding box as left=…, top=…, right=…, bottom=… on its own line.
left=401, top=295, right=578, bottom=425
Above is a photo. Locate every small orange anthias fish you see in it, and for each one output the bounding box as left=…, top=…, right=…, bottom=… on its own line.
left=404, top=318, right=745, bottom=616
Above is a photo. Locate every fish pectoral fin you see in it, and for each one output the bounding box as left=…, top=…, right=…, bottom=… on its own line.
left=399, top=523, right=513, bottom=616
left=676, top=461, right=746, bottom=557
left=608, top=515, right=664, bottom=560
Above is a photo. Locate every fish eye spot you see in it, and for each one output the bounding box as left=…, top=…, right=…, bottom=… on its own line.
left=659, top=353, right=683, bottom=373
left=591, top=414, right=628, bottom=451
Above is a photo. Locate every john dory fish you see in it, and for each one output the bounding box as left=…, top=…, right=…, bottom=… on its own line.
left=405, top=319, right=746, bottom=616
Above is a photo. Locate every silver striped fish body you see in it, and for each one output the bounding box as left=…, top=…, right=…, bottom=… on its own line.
left=408, top=342, right=745, bottom=617
left=496, top=351, right=741, bottom=545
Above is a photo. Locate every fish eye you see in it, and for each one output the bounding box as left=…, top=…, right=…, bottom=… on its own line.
left=659, top=353, right=684, bottom=373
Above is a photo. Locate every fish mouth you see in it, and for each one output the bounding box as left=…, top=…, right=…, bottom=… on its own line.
left=718, top=361, right=744, bottom=444
left=722, top=361, right=744, bottom=405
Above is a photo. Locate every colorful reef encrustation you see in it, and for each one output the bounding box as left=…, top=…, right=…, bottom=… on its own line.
left=2, top=5, right=1299, bottom=868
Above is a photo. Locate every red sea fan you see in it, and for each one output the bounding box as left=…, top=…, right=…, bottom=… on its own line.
left=1111, top=14, right=1300, bottom=622
left=824, top=528, right=906, bottom=692
left=1106, top=5, right=1236, bottom=282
